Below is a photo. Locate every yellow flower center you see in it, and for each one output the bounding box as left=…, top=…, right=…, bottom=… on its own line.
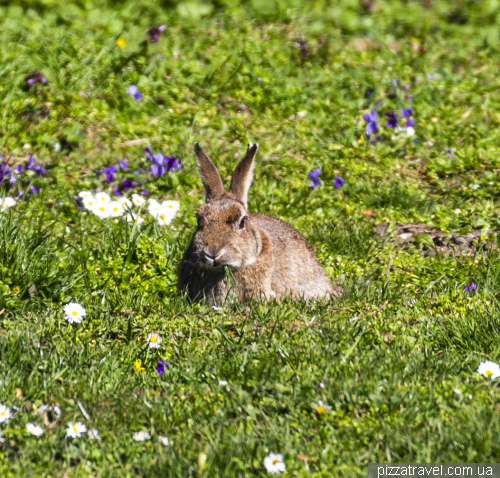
left=160, top=214, right=165, bottom=219
left=73, top=426, right=78, bottom=432
left=150, top=336, right=157, bottom=343
left=168, top=205, right=173, bottom=209
left=72, top=311, right=78, bottom=316
left=272, top=460, right=278, bottom=465
left=1, top=411, right=5, bottom=416
left=113, top=207, right=118, bottom=212
left=89, top=202, right=93, bottom=206
left=486, top=370, right=493, bottom=377
left=100, top=207, right=105, bottom=211
left=116, top=37, right=127, bottom=47
left=316, top=406, right=326, bottom=414
left=13, top=286, right=20, bottom=292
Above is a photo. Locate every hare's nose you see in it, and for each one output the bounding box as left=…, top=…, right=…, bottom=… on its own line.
left=204, top=248, right=225, bottom=265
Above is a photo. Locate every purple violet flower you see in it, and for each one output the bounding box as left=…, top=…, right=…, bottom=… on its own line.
left=31, top=185, right=39, bottom=194
left=308, top=168, right=322, bottom=188
left=333, top=176, right=345, bottom=189
left=392, top=79, right=398, bottom=87
left=365, top=87, right=373, bottom=98
left=103, top=165, right=117, bottom=183
left=127, top=85, right=142, bottom=100
left=464, top=283, right=477, bottom=293
left=26, top=71, right=47, bottom=86
left=122, top=179, right=134, bottom=190
left=363, top=110, right=378, bottom=136
left=74, top=195, right=84, bottom=210
left=156, top=361, right=165, bottom=375
left=165, top=156, right=183, bottom=172
left=385, top=112, right=398, bottom=128
left=445, top=149, right=454, bottom=158
left=400, top=108, right=415, bottom=128
left=113, top=188, right=121, bottom=196
left=209, top=365, right=214, bottom=372
left=147, top=25, right=166, bottom=43
left=142, top=190, right=150, bottom=195
left=116, top=158, right=128, bottom=170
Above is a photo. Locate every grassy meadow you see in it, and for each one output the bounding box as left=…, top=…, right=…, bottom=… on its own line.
left=2, top=0, right=500, bottom=476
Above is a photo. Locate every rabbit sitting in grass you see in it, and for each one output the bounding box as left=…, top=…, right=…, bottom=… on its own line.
left=178, top=143, right=335, bottom=306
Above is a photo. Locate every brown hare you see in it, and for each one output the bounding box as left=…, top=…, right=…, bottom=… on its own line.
left=178, top=143, right=335, bottom=306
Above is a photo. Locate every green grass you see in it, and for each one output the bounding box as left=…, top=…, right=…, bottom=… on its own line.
left=2, top=0, right=500, bottom=476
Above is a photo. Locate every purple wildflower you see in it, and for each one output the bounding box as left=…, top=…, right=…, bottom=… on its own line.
left=363, top=110, right=378, bottom=136
left=464, top=283, right=477, bottom=293
left=209, top=365, right=214, bottom=372
left=25, top=156, right=48, bottom=176
left=26, top=71, right=47, bottom=86
left=142, top=190, right=150, bottom=196
left=365, top=87, right=373, bottom=98
left=147, top=25, right=166, bottom=43
left=113, top=188, right=121, bottom=196
left=151, top=153, right=166, bottom=176
left=156, top=361, right=165, bottom=375
left=74, top=195, right=84, bottom=210
left=413, top=139, right=419, bottom=144
left=405, top=84, right=411, bottom=90
left=156, top=360, right=171, bottom=375
left=144, top=145, right=152, bottom=159
left=116, top=158, right=128, bottom=170
left=127, top=85, right=142, bottom=100
left=31, top=185, right=39, bottom=194
left=385, top=112, right=398, bottom=128
left=392, top=79, right=398, bottom=87
left=333, top=176, right=345, bottom=189
left=308, top=168, right=322, bottom=188
left=400, top=108, right=415, bottom=128
left=165, top=156, right=183, bottom=172
left=122, top=179, right=134, bottom=190
left=0, top=163, right=12, bottom=183
left=445, top=149, right=454, bottom=158
left=103, top=165, right=117, bottom=183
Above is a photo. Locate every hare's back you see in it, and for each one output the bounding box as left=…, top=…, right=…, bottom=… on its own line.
left=249, top=213, right=333, bottom=298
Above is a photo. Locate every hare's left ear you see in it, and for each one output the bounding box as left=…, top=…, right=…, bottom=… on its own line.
left=229, top=143, right=258, bottom=210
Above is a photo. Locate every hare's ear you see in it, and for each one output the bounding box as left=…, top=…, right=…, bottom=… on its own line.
left=229, top=143, right=258, bottom=210
left=194, top=143, right=224, bottom=202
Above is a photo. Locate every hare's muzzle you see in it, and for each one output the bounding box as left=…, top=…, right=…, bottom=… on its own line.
left=203, top=249, right=226, bottom=267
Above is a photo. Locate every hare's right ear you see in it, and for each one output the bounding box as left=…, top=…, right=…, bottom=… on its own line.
left=194, top=143, right=224, bottom=202
left=229, top=143, right=258, bottom=210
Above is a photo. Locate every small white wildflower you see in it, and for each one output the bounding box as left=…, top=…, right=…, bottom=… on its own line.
left=93, top=202, right=112, bottom=219
left=158, top=435, right=172, bottom=446
left=108, top=201, right=124, bottom=217
left=454, top=388, right=462, bottom=396
left=478, top=360, right=500, bottom=379
left=63, top=302, right=86, bottom=324
left=311, top=400, right=332, bottom=415
left=132, top=193, right=146, bottom=206
left=218, top=380, right=228, bottom=387
left=88, top=428, right=100, bottom=440
left=133, top=431, right=151, bottom=442
left=0, top=197, right=16, bottom=211
left=54, top=405, right=61, bottom=416
left=0, top=404, right=12, bottom=423
left=125, top=213, right=144, bottom=226
left=66, top=422, right=87, bottom=438
left=26, top=423, right=44, bottom=437
left=263, top=452, right=286, bottom=474
left=95, top=192, right=111, bottom=203
left=146, top=332, right=162, bottom=349
left=120, top=197, right=132, bottom=209
left=406, top=127, right=415, bottom=136
left=161, top=200, right=180, bottom=215
left=82, top=196, right=98, bottom=211
left=211, top=305, right=221, bottom=311
left=319, top=382, right=325, bottom=389
left=78, top=191, right=93, bottom=199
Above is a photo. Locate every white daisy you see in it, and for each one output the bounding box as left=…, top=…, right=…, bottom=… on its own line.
left=119, top=197, right=132, bottom=209
left=146, top=332, right=162, bottom=349
left=82, top=196, right=98, bottom=211
left=263, top=452, right=286, bottom=474
left=63, top=302, right=86, bottom=324
left=94, top=202, right=112, bottom=219
left=148, top=199, right=161, bottom=216
left=88, top=428, right=100, bottom=440
left=0, top=404, right=12, bottom=423
left=158, top=435, right=172, bottom=446
left=26, top=423, right=44, bottom=437
left=95, top=192, right=111, bottom=203
left=311, top=400, right=332, bottom=415
left=161, top=200, right=180, bottom=215
left=406, top=126, right=415, bottom=136
left=66, top=421, right=87, bottom=438
left=477, top=360, right=500, bottom=379
left=156, top=208, right=174, bottom=226
left=133, top=430, right=151, bottom=442
left=218, top=380, right=228, bottom=387
left=0, top=197, right=16, bottom=211
left=132, top=193, right=146, bottom=206
left=125, top=213, right=144, bottom=226
left=78, top=191, right=93, bottom=199
left=108, top=201, right=124, bottom=217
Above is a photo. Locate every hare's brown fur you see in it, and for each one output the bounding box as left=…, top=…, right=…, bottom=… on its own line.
left=178, top=143, right=334, bottom=305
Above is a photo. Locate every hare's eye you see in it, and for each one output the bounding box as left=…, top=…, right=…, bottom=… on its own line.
left=238, top=216, right=247, bottom=230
